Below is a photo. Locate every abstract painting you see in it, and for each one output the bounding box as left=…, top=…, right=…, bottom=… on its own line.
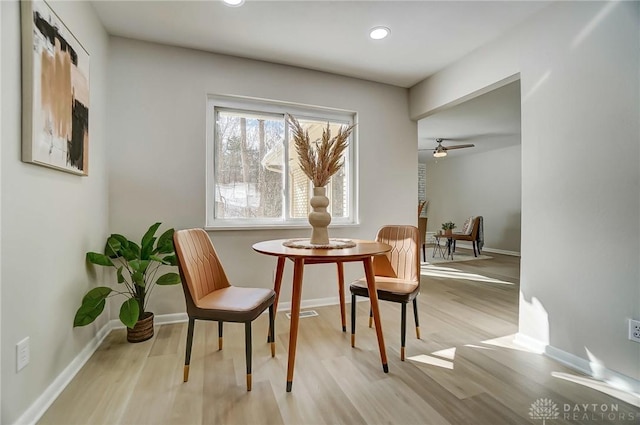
left=21, top=0, right=90, bottom=175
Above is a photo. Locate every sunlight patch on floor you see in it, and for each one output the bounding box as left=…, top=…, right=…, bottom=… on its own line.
left=431, top=347, right=457, bottom=360
left=408, top=354, right=454, bottom=370
left=420, top=264, right=514, bottom=285
left=463, top=344, right=494, bottom=351
left=552, top=372, right=640, bottom=408
left=483, top=334, right=537, bottom=353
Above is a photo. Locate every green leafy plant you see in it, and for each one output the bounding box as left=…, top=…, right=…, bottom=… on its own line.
left=441, top=221, right=456, bottom=231
left=74, top=223, right=181, bottom=329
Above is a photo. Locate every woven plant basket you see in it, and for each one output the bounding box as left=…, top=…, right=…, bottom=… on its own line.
left=127, top=312, right=154, bottom=343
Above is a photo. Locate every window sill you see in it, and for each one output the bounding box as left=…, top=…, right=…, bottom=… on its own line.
left=205, top=222, right=360, bottom=231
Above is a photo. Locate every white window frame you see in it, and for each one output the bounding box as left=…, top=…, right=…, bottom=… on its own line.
left=205, top=94, right=359, bottom=230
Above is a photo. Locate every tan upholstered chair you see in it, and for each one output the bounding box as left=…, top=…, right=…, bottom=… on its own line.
left=350, top=225, right=421, bottom=361
left=451, top=216, right=482, bottom=256
left=173, top=228, right=276, bottom=391
left=418, top=217, right=428, bottom=262
left=418, top=202, right=428, bottom=262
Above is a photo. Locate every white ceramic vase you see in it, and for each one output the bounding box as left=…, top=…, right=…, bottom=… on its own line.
left=308, top=187, right=331, bottom=244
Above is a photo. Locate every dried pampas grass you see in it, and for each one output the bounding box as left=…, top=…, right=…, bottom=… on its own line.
left=286, top=113, right=355, bottom=187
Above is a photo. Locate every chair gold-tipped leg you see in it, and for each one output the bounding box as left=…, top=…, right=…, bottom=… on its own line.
left=401, top=347, right=405, bottom=361
left=368, top=316, right=373, bottom=328
left=416, top=326, right=421, bottom=339
left=218, top=321, right=224, bottom=350
left=351, top=334, right=355, bottom=347
left=271, top=341, right=275, bottom=357
left=184, top=318, right=195, bottom=383
left=246, top=374, right=252, bottom=391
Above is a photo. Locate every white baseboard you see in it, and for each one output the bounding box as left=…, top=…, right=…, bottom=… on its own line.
left=278, top=293, right=367, bottom=311
left=154, top=312, right=189, bottom=325
left=482, top=247, right=520, bottom=256
left=454, top=242, right=520, bottom=257
left=543, top=344, right=596, bottom=377
left=544, top=345, right=640, bottom=394
left=13, top=320, right=116, bottom=425
left=108, top=312, right=190, bottom=330
left=13, top=295, right=350, bottom=425
left=515, top=332, right=640, bottom=394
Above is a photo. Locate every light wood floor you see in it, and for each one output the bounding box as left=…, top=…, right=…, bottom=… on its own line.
left=40, top=251, right=640, bottom=424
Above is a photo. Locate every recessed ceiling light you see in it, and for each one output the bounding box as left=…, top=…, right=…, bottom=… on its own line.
left=369, top=26, right=390, bottom=40
left=222, top=0, right=244, bottom=7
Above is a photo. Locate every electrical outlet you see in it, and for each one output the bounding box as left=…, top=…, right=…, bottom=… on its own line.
left=16, top=337, right=30, bottom=372
left=629, top=319, right=640, bottom=343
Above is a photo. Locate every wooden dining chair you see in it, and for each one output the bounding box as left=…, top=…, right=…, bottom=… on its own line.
left=418, top=201, right=428, bottom=262
left=418, top=217, right=428, bottom=262
left=173, top=228, right=276, bottom=391
left=350, top=225, right=421, bottom=361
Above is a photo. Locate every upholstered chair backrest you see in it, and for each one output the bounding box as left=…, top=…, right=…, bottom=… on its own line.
left=373, top=225, right=420, bottom=283
left=173, top=229, right=230, bottom=307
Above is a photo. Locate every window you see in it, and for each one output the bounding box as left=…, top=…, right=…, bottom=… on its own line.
left=206, top=96, right=357, bottom=228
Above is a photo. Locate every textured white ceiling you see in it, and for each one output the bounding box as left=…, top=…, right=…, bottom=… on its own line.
left=92, top=1, right=528, bottom=157
left=418, top=80, right=521, bottom=162
left=91, top=0, right=551, bottom=88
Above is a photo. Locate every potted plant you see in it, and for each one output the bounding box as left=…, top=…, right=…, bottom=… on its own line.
left=73, top=223, right=181, bottom=342
left=441, top=221, right=456, bottom=236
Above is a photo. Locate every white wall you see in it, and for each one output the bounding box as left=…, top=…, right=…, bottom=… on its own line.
left=0, top=1, right=4, bottom=419
left=411, top=1, right=640, bottom=385
left=426, top=144, right=521, bottom=253
left=1, top=1, right=110, bottom=423
left=107, top=38, right=417, bottom=317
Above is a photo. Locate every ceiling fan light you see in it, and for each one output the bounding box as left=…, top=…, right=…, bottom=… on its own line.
left=433, top=151, right=447, bottom=158
left=222, top=0, right=244, bottom=7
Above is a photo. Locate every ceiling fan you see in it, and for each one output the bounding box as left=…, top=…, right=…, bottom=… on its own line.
left=422, top=138, right=475, bottom=158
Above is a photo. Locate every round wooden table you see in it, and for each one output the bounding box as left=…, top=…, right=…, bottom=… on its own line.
left=252, top=239, right=392, bottom=392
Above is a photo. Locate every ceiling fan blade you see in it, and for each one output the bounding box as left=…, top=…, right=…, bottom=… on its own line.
left=444, top=144, right=475, bottom=150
